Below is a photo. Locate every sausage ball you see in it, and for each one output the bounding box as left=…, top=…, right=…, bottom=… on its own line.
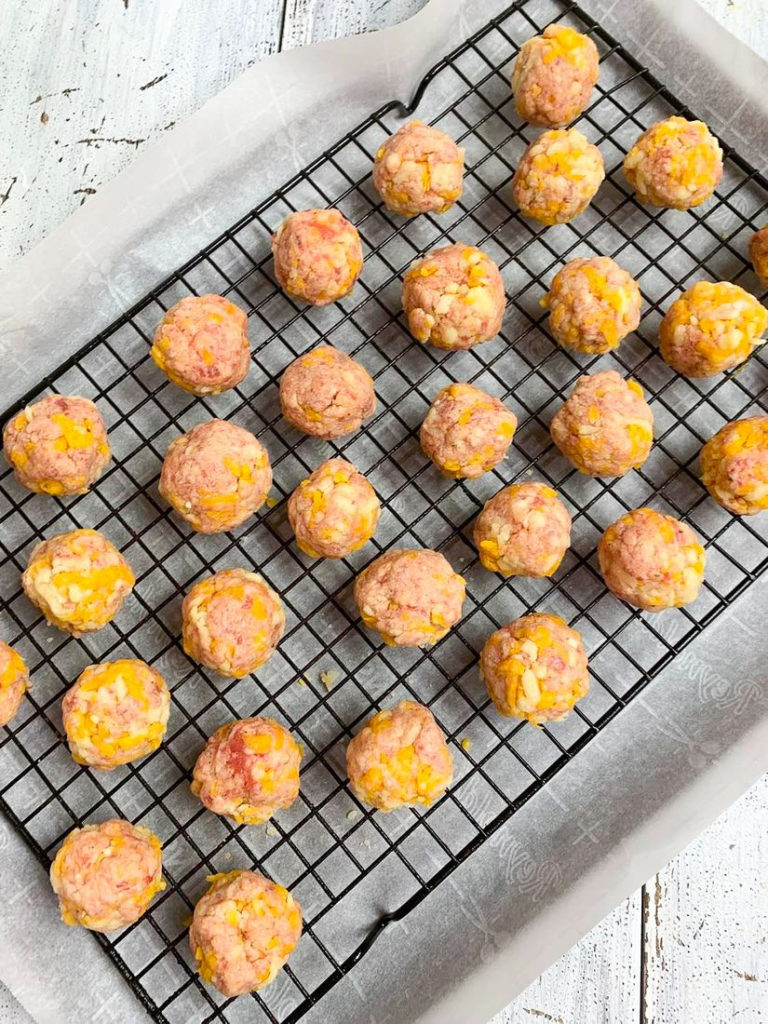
left=190, top=870, right=302, bottom=997
left=598, top=507, right=706, bottom=611
left=354, top=548, right=466, bottom=647
left=373, top=120, right=464, bottom=216
left=50, top=819, right=164, bottom=933
left=192, top=717, right=301, bottom=825
left=512, top=129, right=604, bottom=225
left=420, top=383, right=517, bottom=479
left=346, top=700, right=453, bottom=811
left=541, top=256, right=641, bottom=354
left=151, top=294, right=250, bottom=395
left=480, top=613, right=589, bottom=723
left=160, top=419, right=272, bottom=533
left=0, top=640, right=28, bottom=727
left=287, top=458, right=380, bottom=558
left=182, top=568, right=285, bottom=678
left=749, top=226, right=768, bottom=289
left=550, top=370, right=654, bottom=477
left=3, top=395, right=110, bottom=497
left=62, top=659, right=170, bottom=770
left=659, top=281, right=767, bottom=378
left=623, top=116, right=723, bottom=210
left=473, top=482, right=571, bottom=577
left=511, top=23, right=600, bottom=128
left=271, top=208, right=363, bottom=306
left=279, top=345, right=376, bottom=439
left=700, top=416, right=768, bottom=515
left=402, top=243, right=506, bottom=350
left=22, top=529, right=135, bottom=635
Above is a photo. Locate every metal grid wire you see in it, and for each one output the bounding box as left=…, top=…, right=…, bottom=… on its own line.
left=1, top=0, right=768, bottom=1020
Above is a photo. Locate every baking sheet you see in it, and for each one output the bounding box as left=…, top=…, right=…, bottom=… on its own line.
left=1, top=1, right=768, bottom=1022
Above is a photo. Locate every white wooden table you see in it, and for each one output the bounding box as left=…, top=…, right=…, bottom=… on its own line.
left=0, top=2, right=766, bottom=1022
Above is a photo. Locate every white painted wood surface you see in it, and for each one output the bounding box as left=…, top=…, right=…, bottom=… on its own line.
left=0, top=2, right=766, bottom=1023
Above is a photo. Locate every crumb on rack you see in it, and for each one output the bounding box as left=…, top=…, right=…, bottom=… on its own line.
left=320, top=669, right=338, bottom=691
left=265, top=495, right=278, bottom=508
left=461, top=737, right=471, bottom=752
left=265, top=825, right=278, bottom=838
left=297, top=676, right=307, bottom=687
left=346, top=809, right=358, bottom=821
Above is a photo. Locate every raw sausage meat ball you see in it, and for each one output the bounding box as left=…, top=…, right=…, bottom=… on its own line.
left=541, top=256, right=641, bottom=354
left=511, top=23, right=600, bottom=128
left=346, top=700, right=453, bottom=811
left=160, top=419, right=272, bottom=533
left=624, top=117, right=723, bottom=210
left=192, top=717, right=301, bottom=825
left=62, top=659, right=170, bottom=770
left=659, top=281, right=767, bottom=378
left=50, top=819, right=164, bottom=933
left=190, top=870, right=302, bottom=996
left=550, top=370, right=654, bottom=477
left=512, top=129, right=604, bottom=225
left=480, top=613, right=589, bottom=723
left=22, top=529, right=135, bottom=635
left=373, top=120, right=464, bottom=216
left=182, top=568, right=285, bottom=678
left=354, top=548, right=466, bottom=647
left=279, top=345, right=376, bottom=439
left=598, top=507, right=706, bottom=611
left=749, top=226, right=768, bottom=289
left=473, top=482, right=571, bottom=577
left=287, top=458, right=380, bottom=558
left=272, top=208, right=363, bottom=306
left=0, top=640, right=28, bottom=727
left=700, top=416, right=768, bottom=515
left=151, top=294, right=250, bottom=395
left=3, top=395, right=110, bottom=496
left=420, top=383, right=517, bottom=479
left=402, top=243, right=506, bottom=350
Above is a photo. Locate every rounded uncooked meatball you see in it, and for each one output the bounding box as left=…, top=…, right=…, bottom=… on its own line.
left=512, top=129, right=604, bottom=225
left=160, top=419, right=272, bottom=533
left=402, top=243, right=506, bottom=350
left=279, top=345, right=376, bottom=439
left=354, top=548, right=465, bottom=647
left=182, top=568, right=285, bottom=677
left=22, top=529, right=135, bottom=635
left=151, top=294, right=250, bottom=395
left=373, top=120, right=464, bottom=216
left=420, top=383, right=517, bottom=479
left=749, top=226, right=768, bottom=289
left=62, top=660, right=170, bottom=770
left=700, top=416, right=768, bottom=515
left=190, top=870, right=302, bottom=997
left=272, top=208, right=363, bottom=306
left=598, top=507, right=706, bottom=611
left=0, top=640, right=28, bottom=727
left=3, top=395, right=110, bottom=497
left=659, top=281, right=767, bottom=378
left=346, top=700, right=453, bottom=811
left=624, top=117, right=723, bottom=210
left=473, top=482, right=571, bottom=577
left=550, top=370, right=654, bottom=477
left=541, top=256, right=641, bottom=354
left=480, top=613, right=589, bottom=723
left=50, top=819, right=164, bottom=933
left=511, top=23, right=600, bottom=128
left=287, top=458, right=380, bottom=558
left=192, top=717, right=301, bottom=824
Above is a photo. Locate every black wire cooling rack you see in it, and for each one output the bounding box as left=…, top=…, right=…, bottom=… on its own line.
left=2, top=1, right=768, bottom=1021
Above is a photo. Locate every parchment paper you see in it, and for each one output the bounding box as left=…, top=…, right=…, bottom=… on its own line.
left=1, top=1, right=767, bottom=1023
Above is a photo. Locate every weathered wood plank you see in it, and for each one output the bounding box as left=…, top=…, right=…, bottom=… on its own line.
left=642, top=775, right=768, bottom=1024
left=496, top=893, right=642, bottom=1024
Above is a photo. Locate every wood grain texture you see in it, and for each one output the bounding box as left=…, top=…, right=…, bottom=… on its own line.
left=0, top=2, right=767, bottom=1023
